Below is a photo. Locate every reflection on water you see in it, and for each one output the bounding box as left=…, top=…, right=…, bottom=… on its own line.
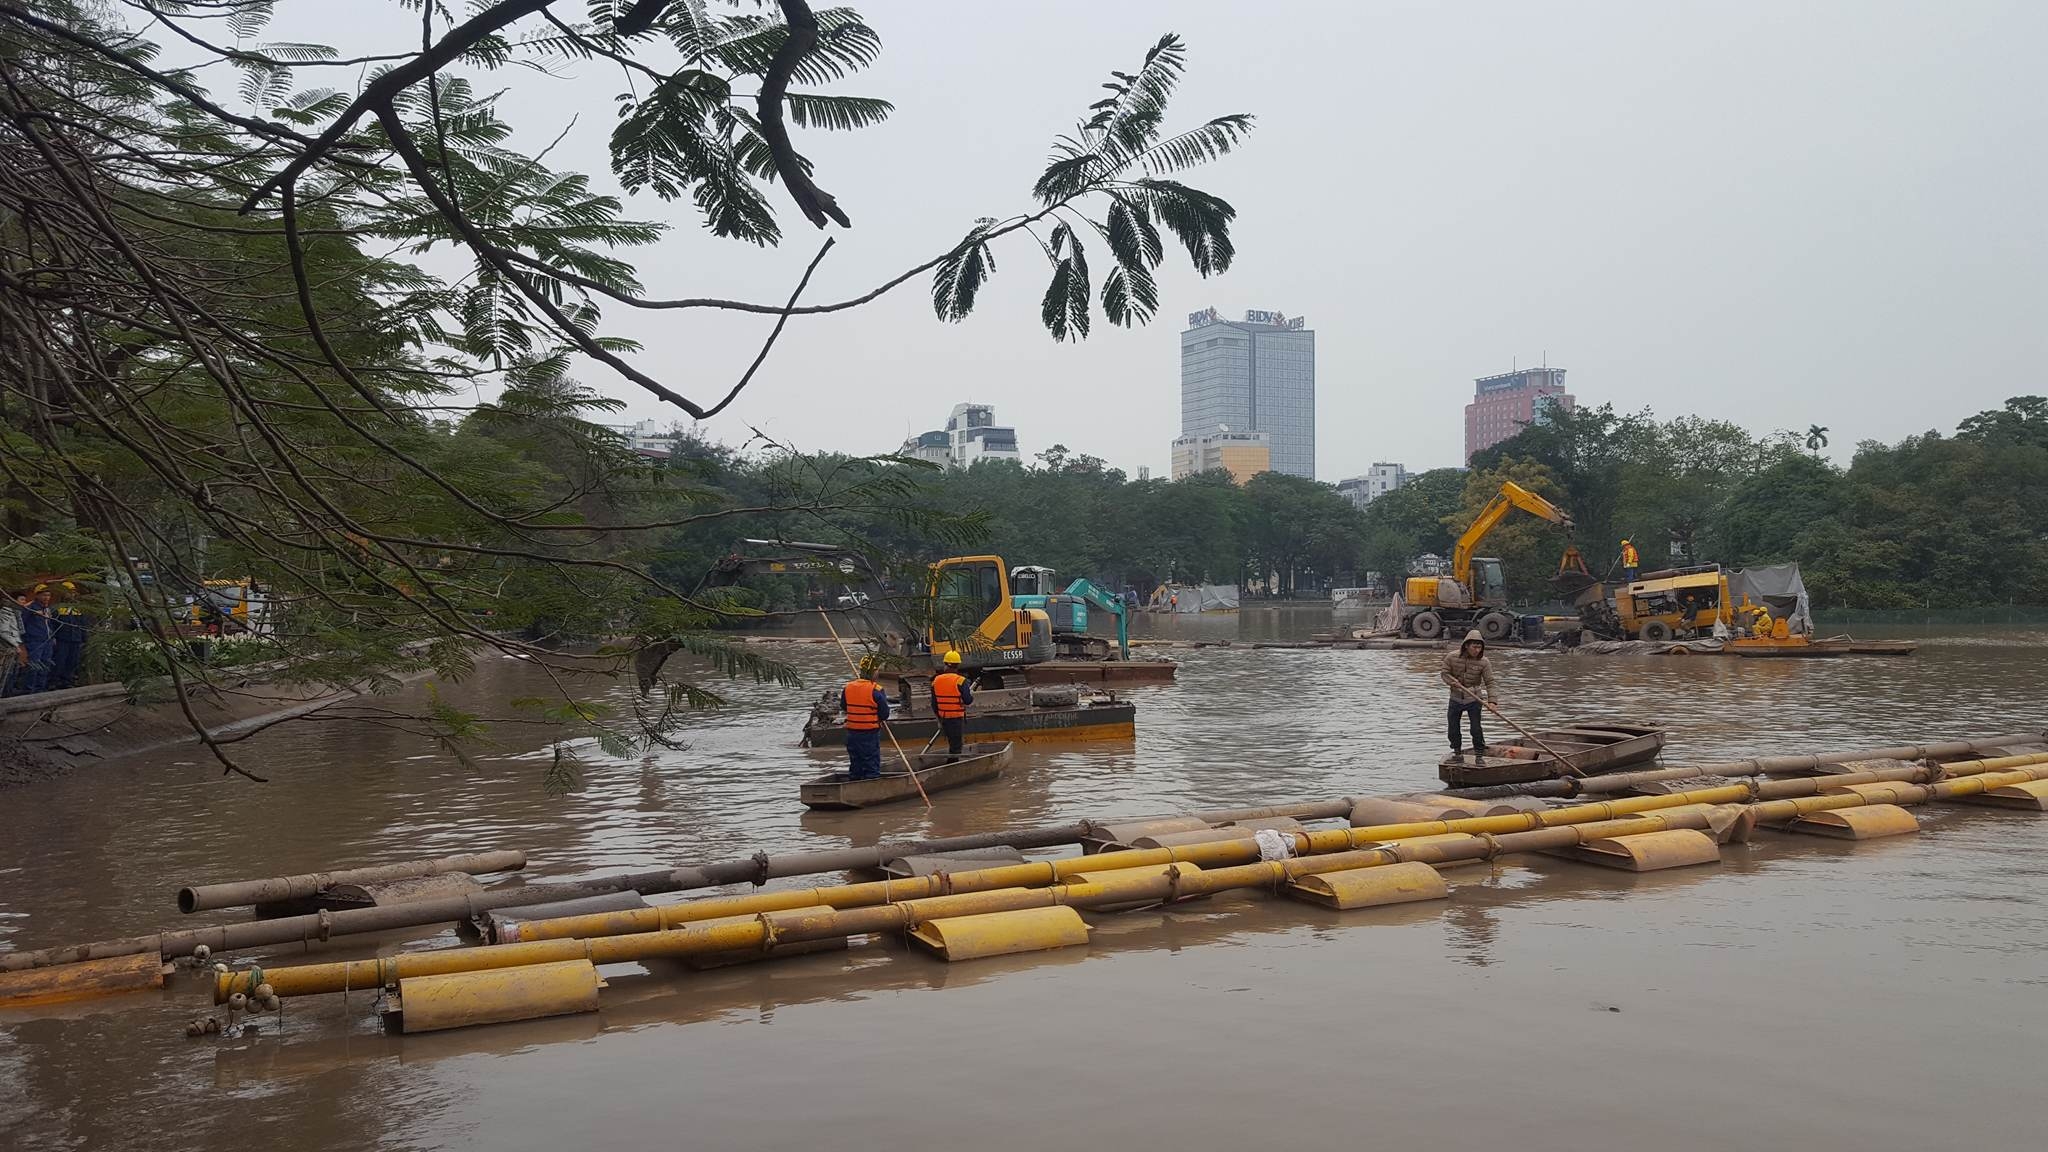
left=3, top=611, right=2046, bottom=1150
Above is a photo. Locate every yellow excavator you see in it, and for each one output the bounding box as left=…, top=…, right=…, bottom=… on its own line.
left=681, top=542, right=1053, bottom=674
left=1401, top=481, right=1573, bottom=642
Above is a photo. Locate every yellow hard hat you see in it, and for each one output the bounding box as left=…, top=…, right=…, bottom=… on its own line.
left=856, top=656, right=879, bottom=677
left=943, top=650, right=962, bottom=666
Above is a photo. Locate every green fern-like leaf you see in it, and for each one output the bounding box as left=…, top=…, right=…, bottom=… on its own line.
left=931, top=218, right=998, bottom=322
left=783, top=92, right=894, bottom=131
left=1134, top=178, right=1236, bottom=276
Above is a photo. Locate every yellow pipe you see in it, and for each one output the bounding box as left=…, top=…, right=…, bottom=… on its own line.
left=231, top=766, right=2048, bottom=1005
left=500, top=751, right=2048, bottom=948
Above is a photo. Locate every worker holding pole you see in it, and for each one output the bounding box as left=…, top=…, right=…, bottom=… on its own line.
left=1440, top=629, right=1498, bottom=759
left=841, top=656, right=891, bottom=781
left=1619, top=538, right=1640, bottom=583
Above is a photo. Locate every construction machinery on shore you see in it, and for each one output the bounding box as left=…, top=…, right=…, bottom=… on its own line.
left=1009, top=566, right=1132, bottom=660
left=1401, top=481, right=1574, bottom=641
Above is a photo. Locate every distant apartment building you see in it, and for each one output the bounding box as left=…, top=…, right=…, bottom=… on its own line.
left=1181, top=307, right=1316, bottom=478
left=1171, top=429, right=1271, bottom=484
left=607, top=418, right=682, bottom=459
left=1336, top=462, right=1409, bottom=511
left=1465, top=367, right=1574, bottom=460
left=898, top=403, right=1021, bottom=469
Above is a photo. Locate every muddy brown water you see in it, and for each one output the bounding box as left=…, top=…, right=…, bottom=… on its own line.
left=3, top=613, right=2045, bottom=1151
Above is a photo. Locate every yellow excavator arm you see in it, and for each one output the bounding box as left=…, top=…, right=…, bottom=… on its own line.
left=1451, top=481, right=1573, bottom=586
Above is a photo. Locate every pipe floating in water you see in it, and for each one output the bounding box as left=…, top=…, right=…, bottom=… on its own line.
left=0, top=951, right=166, bottom=1009
left=223, top=757, right=2048, bottom=1005
left=1442, top=731, right=2048, bottom=799
left=176, top=850, right=529, bottom=914
left=501, top=751, right=2048, bottom=949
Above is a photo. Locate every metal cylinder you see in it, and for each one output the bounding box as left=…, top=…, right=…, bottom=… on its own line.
left=177, top=850, right=528, bottom=914
left=1442, top=731, right=2048, bottom=799
left=231, top=763, right=2048, bottom=1006
left=393, top=960, right=602, bottom=1034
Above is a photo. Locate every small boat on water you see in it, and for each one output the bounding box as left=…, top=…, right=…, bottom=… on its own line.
left=800, top=742, right=1013, bottom=809
left=1728, top=635, right=1853, bottom=658
left=1437, top=721, right=1665, bottom=787
left=802, top=681, right=1135, bottom=747
left=1847, top=640, right=1917, bottom=656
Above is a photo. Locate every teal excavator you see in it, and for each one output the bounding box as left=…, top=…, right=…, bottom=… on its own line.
left=1009, top=566, right=1130, bottom=660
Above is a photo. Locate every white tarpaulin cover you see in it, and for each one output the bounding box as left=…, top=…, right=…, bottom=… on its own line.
left=1727, top=564, right=1813, bottom=635
left=1152, top=583, right=1239, bottom=612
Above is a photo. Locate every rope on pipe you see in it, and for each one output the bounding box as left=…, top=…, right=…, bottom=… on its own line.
left=360, top=750, right=2048, bottom=983
left=236, top=759, right=2048, bottom=1005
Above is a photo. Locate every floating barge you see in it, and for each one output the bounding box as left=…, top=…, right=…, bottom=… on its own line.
left=1727, top=636, right=1853, bottom=658
left=1019, top=658, right=1177, bottom=685
left=1437, top=721, right=1665, bottom=787
left=800, top=742, right=1014, bottom=809
left=800, top=682, right=1136, bottom=747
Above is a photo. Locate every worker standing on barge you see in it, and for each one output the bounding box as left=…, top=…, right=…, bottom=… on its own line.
left=931, top=650, right=974, bottom=759
left=1440, top=629, right=1498, bottom=759
left=841, top=657, right=890, bottom=781
left=1619, top=538, right=1640, bottom=583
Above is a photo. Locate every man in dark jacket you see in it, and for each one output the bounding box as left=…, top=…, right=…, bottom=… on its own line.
left=1439, top=629, right=1498, bottom=757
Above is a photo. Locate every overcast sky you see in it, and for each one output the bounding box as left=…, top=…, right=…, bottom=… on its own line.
left=287, top=1, right=2046, bottom=478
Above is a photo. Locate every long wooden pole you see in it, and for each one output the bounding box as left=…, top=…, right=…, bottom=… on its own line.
left=1483, top=700, right=1589, bottom=777
left=1443, top=665, right=1588, bottom=777
left=818, top=609, right=932, bottom=809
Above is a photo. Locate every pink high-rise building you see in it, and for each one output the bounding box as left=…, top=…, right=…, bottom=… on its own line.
left=1465, top=367, right=1574, bottom=460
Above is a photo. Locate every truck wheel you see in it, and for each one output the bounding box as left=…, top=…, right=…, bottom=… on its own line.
left=1410, top=610, right=1443, bottom=639
left=1640, top=620, right=1674, bottom=642
left=1477, top=612, right=1514, bottom=642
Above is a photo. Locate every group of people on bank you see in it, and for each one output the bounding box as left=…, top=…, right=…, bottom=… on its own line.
left=0, top=583, right=93, bottom=697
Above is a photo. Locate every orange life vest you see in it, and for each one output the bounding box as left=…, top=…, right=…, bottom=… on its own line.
left=843, top=678, right=882, bottom=731
left=932, top=672, right=968, bottom=719
left=1620, top=543, right=1639, bottom=566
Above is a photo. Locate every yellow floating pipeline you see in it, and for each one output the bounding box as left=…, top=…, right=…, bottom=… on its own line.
left=498, top=751, right=2048, bottom=949
left=232, top=761, right=2048, bottom=1006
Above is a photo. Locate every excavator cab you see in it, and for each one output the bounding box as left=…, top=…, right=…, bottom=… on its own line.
left=1009, top=565, right=1058, bottom=597
left=927, top=556, right=1053, bottom=671
left=1469, top=558, right=1507, bottom=606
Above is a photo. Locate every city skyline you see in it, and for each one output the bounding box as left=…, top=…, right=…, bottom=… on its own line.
left=551, top=2, right=2039, bottom=484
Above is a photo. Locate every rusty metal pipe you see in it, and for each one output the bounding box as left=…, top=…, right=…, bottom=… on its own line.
left=1443, top=731, right=2048, bottom=799
left=6, top=805, right=1346, bottom=972
left=503, top=752, right=2048, bottom=948
left=231, top=763, right=2048, bottom=1005
left=214, top=808, right=1755, bottom=1003
left=176, top=850, right=529, bottom=914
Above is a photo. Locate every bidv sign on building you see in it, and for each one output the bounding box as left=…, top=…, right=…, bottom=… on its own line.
left=1243, top=309, right=1306, bottom=330
left=1187, top=307, right=1306, bottom=330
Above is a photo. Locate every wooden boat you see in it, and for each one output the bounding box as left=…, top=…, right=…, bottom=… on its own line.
left=802, top=682, right=1136, bottom=746
left=1437, top=721, right=1665, bottom=787
left=1727, top=635, right=1853, bottom=658
left=800, top=742, right=1013, bottom=810
left=1847, top=640, right=1918, bottom=656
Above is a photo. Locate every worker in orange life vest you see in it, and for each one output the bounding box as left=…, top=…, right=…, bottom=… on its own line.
left=841, top=656, right=890, bottom=780
left=931, top=650, right=975, bottom=759
left=1619, top=538, right=1640, bottom=583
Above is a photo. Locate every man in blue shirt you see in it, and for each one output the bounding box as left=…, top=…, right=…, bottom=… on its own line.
left=840, top=656, right=891, bottom=780
left=18, top=586, right=57, bottom=694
